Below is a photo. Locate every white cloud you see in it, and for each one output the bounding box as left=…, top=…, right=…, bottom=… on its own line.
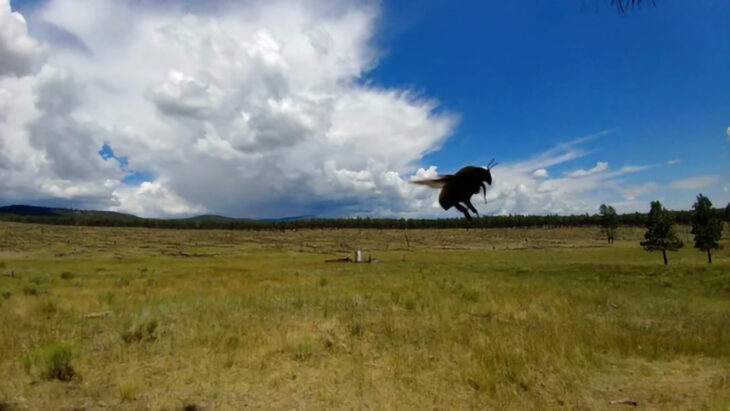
left=0, top=1, right=45, bottom=77
left=0, top=0, right=458, bottom=217
left=465, top=136, right=656, bottom=216
left=111, top=181, right=206, bottom=217
left=667, top=158, right=681, bottom=165
left=565, top=161, right=608, bottom=178
left=669, top=175, right=719, bottom=191
left=532, top=168, right=548, bottom=179
left=617, top=182, right=657, bottom=201
left=726, top=126, right=730, bottom=138
left=0, top=0, right=667, bottom=218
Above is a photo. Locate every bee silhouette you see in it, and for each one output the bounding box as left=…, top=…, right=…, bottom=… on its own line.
left=410, top=159, right=497, bottom=222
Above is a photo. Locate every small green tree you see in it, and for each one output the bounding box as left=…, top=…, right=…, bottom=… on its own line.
left=599, top=204, right=618, bottom=244
left=691, top=194, right=723, bottom=264
left=641, top=200, right=683, bottom=265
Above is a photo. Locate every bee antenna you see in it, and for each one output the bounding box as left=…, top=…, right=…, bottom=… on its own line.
left=487, top=158, right=498, bottom=169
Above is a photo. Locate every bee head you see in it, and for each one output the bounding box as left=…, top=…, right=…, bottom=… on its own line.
left=483, top=158, right=498, bottom=185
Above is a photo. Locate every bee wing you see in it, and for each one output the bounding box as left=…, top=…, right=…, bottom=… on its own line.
left=409, top=175, right=452, bottom=188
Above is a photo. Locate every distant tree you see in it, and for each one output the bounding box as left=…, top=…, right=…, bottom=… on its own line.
left=725, top=202, right=730, bottom=222
left=599, top=204, right=618, bottom=244
left=641, top=201, right=683, bottom=265
left=691, top=194, right=723, bottom=264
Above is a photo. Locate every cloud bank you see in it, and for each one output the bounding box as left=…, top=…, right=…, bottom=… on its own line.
left=669, top=175, right=719, bottom=191
left=0, top=0, right=672, bottom=218
left=0, top=0, right=459, bottom=217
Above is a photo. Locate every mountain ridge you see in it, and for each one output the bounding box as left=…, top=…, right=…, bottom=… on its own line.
left=0, top=204, right=314, bottom=222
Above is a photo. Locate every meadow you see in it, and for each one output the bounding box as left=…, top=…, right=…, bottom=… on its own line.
left=0, top=221, right=729, bottom=409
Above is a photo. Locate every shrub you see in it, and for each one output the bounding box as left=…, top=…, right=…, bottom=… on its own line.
left=22, top=284, right=39, bottom=296
left=348, top=320, right=364, bottom=337
left=292, top=340, right=313, bottom=361
left=99, top=291, right=116, bottom=305
left=60, top=271, right=75, bottom=280
left=37, top=298, right=59, bottom=315
left=115, top=276, right=130, bottom=287
left=22, top=343, right=76, bottom=382
left=120, top=314, right=159, bottom=344
left=462, top=288, right=481, bottom=303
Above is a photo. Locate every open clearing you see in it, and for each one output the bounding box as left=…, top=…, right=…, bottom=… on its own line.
left=1, top=221, right=729, bottom=409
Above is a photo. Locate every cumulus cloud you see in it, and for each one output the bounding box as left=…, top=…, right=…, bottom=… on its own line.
left=726, top=126, right=730, bottom=139
left=532, top=168, right=548, bottom=179
left=0, top=1, right=45, bottom=76
left=0, top=0, right=670, bottom=218
left=669, top=175, right=719, bottom=191
left=0, top=0, right=459, bottom=217
left=111, top=181, right=206, bottom=217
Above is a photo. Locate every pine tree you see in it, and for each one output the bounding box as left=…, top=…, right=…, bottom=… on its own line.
left=691, top=194, right=723, bottom=263
left=640, top=201, right=683, bottom=265
left=599, top=204, right=618, bottom=244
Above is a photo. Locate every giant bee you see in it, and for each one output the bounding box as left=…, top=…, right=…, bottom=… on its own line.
left=410, top=159, right=497, bottom=222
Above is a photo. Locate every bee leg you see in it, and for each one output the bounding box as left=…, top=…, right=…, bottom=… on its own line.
left=454, top=203, right=472, bottom=222
left=465, top=199, right=479, bottom=217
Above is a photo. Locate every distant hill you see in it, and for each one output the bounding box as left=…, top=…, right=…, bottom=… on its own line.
left=0, top=205, right=141, bottom=221
left=0, top=205, right=315, bottom=223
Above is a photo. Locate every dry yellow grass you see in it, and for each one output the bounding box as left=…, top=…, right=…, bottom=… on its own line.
left=0, top=221, right=729, bottom=409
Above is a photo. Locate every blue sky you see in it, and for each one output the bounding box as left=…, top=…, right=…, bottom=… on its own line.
left=369, top=0, right=730, bottom=208
left=2, top=0, right=729, bottom=217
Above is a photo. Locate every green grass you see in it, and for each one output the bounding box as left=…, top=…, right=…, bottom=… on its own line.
left=0, top=221, right=729, bottom=409
left=21, top=342, right=76, bottom=382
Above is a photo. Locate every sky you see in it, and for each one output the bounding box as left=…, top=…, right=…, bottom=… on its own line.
left=1, top=0, right=728, bottom=218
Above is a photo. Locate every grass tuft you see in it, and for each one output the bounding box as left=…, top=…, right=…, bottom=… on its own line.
left=120, top=314, right=159, bottom=344
left=291, top=340, right=314, bottom=361
left=22, top=343, right=76, bottom=382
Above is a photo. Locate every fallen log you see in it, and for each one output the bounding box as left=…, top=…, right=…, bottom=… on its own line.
left=610, top=399, right=638, bottom=406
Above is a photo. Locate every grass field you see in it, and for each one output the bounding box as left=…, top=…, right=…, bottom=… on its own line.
left=1, top=221, right=729, bottom=409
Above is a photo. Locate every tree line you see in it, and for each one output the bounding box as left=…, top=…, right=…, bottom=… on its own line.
left=1, top=201, right=727, bottom=232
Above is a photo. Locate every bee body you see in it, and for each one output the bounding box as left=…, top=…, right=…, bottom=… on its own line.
left=411, top=161, right=497, bottom=222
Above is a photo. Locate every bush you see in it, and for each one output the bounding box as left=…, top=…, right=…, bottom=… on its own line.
left=22, top=343, right=76, bottom=382
left=60, top=271, right=75, bottom=280
left=22, top=284, right=39, bottom=296
left=120, top=314, right=159, bottom=344
left=462, top=288, right=481, bottom=303
left=37, top=298, right=59, bottom=315
left=29, top=276, right=45, bottom=285
left=115, top=275, right=131, bottom=287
